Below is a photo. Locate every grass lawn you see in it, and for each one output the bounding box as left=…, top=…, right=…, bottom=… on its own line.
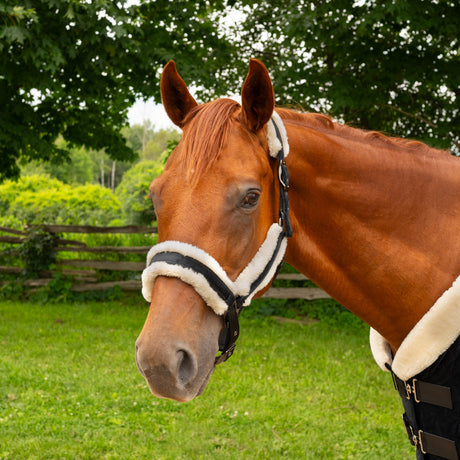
left=0, top=296, right=413, bottom=459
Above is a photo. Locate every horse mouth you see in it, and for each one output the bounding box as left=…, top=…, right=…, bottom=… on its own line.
left=140, top=367, right=214, bottom=402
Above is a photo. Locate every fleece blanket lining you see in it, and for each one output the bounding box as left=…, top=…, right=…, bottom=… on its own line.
left=370, top=275, right=460, bottom=380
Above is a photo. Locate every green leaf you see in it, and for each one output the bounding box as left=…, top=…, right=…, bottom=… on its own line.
left=1, top=25, right=26, bottom=43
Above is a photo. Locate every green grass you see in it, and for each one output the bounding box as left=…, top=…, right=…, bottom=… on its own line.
left=0, top=296, right=414, bottom=459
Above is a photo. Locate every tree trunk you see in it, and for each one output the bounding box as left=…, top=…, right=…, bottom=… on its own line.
left=100, top=158, right=104, bottom=187
left=111, top=161, right=116, bottom=192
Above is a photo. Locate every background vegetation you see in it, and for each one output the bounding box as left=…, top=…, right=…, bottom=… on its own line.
left=1, top=0, right=458, bottom=184
left=0, top=123, right=178, bottom=228
left=0, top=1, right=230, bottom=180
left=231, top=0, right=459, bottom=152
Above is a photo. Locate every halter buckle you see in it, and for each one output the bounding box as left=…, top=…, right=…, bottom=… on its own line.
left=278, top=160, right=289, bottom=190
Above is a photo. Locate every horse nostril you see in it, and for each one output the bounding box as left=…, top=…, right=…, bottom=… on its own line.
left=176, top=349, right=197, bottom=388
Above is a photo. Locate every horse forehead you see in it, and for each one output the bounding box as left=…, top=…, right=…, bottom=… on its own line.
left=162, top=126, right=268, bottom=190
left=226, top=121, right=268, bottom=157
left=211, top=124, right=271, bottom=179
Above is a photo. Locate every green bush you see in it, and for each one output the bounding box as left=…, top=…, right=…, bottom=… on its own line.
left=115, top=160, right=163, bottom=225
left=17, top=227, right=58, bottom=278
left=0, top=175, right=121, bottom=225
left=0, top=215, right=23, bottom=231
left=0, top=175, right=63, bottom=214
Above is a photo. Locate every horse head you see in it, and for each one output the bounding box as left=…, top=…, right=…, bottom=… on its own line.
left=135, top=60, right=284, bottom=401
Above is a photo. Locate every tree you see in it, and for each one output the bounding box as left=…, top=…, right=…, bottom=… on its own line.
left=20, top=139, right=95, bottom=185
left=0, top=1, right=234, bottom=181
left=115, top=160, right=163, bottom=225
left=121, top=122, right=180, bottom=161
left=229, top=0, right=459, bottom=153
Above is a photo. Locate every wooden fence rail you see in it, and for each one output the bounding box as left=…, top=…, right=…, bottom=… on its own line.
left=0, top=224, right=330, bottom=300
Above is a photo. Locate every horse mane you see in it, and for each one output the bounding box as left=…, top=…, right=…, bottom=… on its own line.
left=275, top=108, right=450, bottom=157
left=178, top=98, right=241, bottom=185
left=174, top=101, right=449, bottom=185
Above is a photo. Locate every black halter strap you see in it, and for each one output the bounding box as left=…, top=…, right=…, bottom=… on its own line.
left=215, top=227, right=287, bottom=364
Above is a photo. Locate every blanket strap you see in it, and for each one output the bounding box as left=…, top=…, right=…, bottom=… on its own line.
left=387, top=364, right=458, bottom=460
left=402, top=415, right=458, bottom=460
left=389, top=369, right=453, bottom=410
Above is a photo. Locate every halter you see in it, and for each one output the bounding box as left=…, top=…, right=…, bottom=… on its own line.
left=142, top=111, right=292, bottom=365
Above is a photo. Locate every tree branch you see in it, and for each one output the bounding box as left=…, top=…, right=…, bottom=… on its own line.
left=383, top=104, right=438, bottom=129
left=384, top=104, right=460, bottom=152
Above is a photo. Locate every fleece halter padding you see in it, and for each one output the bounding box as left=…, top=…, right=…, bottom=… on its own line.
left=142, top=223, right=287, bottom=315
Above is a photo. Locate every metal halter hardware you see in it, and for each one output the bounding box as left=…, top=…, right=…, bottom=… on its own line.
left=142, top=113, right=292, bottom=365
left=215, top=121, right=292, bottom=363
left=215, top=226, right=287, bottom=364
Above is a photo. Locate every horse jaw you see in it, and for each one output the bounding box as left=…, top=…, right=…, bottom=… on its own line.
left=135, top=276, right=222, bottom=402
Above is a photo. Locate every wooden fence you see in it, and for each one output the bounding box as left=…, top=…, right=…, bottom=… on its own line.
left=0, top=224, right=330, bottom=300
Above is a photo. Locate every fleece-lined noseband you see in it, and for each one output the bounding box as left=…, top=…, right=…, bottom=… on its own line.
left=142, top=111, right=292, bottom=365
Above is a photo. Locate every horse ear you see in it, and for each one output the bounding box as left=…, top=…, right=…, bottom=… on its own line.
left=240, top=59, right=275, bottom=132
left=161, top=61, right=198, bottom=128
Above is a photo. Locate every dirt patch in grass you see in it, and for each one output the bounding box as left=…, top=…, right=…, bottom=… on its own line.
left=272, top=315, right=319, bottom=325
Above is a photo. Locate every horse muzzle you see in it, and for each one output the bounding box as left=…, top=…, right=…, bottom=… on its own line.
left=135, top=277, right=222, bottom=402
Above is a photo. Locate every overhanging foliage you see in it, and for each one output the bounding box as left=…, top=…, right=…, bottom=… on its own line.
left=0, top=0, right=233, bottom=180
left=228, top=0, right=459, bottom=153
left=1, top=0, right=458, bottom=183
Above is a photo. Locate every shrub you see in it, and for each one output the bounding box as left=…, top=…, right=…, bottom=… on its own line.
left=115, top=160, right=163, bottom=225
left=17, top=227, right=58, bottom=278
left=0, top=175, right=63, bottom=214
left=1, top=175, right=121, bottom=225
left=0, top=215, right=23, bottom=231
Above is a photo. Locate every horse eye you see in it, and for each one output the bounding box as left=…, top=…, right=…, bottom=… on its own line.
left=241, top=190, right=260, bottom=209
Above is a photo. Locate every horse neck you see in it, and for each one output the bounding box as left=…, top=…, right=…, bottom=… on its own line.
left=283, top=120, right=460, bottom=350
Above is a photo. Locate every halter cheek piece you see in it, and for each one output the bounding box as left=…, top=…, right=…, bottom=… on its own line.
left=142, top=111, right=292, bottom=365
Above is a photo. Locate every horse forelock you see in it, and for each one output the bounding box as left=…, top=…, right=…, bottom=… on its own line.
left=176, top=98, right=241, bottom=185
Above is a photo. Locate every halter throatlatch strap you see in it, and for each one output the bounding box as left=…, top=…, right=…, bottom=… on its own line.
left=141, top=111, right=291, bottom=365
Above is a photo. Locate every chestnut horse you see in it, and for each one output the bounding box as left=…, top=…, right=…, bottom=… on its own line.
left=136, top=60, right=460, bottom=457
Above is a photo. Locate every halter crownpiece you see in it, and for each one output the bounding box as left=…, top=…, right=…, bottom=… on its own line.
left=142, top=111, right=291, bottom=364
left=267, top=111, right=289, bottom=159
